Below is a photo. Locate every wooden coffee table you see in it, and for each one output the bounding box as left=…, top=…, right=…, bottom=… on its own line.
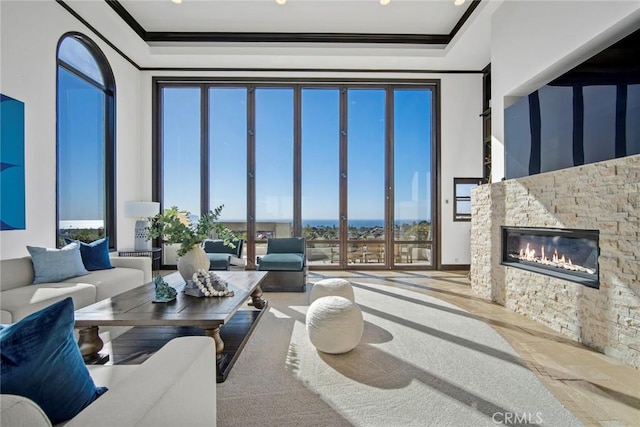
left=74, top=271, right=268, bottom=382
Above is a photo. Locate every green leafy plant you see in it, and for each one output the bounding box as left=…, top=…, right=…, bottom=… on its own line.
left=147, top=205, right=237, bottom=257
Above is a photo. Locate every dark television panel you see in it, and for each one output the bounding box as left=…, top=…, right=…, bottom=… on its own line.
left=505, top=27, right=640, bottom=179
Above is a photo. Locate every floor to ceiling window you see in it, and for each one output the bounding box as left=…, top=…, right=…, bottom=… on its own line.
left=56, top=33, right=115, bottom=248
left=160, top=86, right=201, bottom=264
left=393, top=88, right=433, bottom=266
left=155, top=80, right=436, bottom=269
left=209, top=87, right=248, bottom=260
left=346, top=89, right=387, bottom=266
left=301, top=88, right=341, bottom=265
left=162, top=87, right=201, bottom=214
left=255, top=88, right=294, bottom=260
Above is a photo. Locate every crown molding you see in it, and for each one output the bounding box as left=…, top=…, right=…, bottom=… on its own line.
left=105, top=0, right=482, bottom=46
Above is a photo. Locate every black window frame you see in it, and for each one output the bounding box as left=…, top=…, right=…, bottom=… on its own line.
left=153, top=78, right=440, bottom=270
left=453, top=178, right=481, bottom=222
left=56, top=32, right=117, bottom=249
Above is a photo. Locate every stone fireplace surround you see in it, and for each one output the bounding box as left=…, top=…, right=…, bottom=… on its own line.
left=470, top=154, right=639, bottom=369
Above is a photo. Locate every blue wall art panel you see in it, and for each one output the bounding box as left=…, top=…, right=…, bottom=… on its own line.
left=1, top=94, right=26, bottom=230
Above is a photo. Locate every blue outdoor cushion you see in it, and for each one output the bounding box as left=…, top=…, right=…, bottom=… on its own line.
left=27, top=243, right=89, bottom=284
left=258, top=253, right=304, bottom=271
left=65, top=237, right=113, bottom=271
left=206, top=253, right=231, bottom=270
left=203, top=239, right=241, bottom=256
left=0, top=298, right=107, bottom=424
left=266, top=237, right=305, bottom=255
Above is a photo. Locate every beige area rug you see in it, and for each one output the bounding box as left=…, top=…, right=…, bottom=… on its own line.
left=217, top=279, right=582, bottom=427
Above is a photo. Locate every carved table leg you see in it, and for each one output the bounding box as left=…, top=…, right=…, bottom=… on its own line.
left=77, top=326, right=109, bottom=364
left=248, top=285, right=267, bottom=309
left=204, top=326, right=224, bottom=360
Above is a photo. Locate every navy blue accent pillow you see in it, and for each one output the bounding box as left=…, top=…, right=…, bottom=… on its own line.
left=65, top=237, right=113, bottom=271
left=0, top=298, right=107, bottom=424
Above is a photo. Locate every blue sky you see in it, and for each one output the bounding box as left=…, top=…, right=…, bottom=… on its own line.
left=60, top=82, right=432, bottom=225
left=58, top=67, right=105, bottom=221
left=163, top=86, right=432, bottom=224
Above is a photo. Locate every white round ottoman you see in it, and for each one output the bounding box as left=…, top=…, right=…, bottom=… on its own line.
left=310, top=278, right=354, bottom=304
left=306, top=296, right=363, bottom=354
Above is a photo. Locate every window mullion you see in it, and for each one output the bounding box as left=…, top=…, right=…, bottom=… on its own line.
left=201, top=85, right=209, bottom=217
left=58, top=60, right=107, bottom=92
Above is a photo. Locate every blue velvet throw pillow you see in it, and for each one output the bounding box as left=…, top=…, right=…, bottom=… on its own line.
left=65, top=237, right=113, bottom=271
left=27, top=243, right=89, bottom=284
left=0, top=298, right=107, bottom=424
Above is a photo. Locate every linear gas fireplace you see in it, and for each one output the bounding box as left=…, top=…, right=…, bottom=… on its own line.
left=501, top=227, right=599, bottom=288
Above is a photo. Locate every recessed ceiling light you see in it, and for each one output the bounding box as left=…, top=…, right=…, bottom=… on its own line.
left=454, top=0, right=466, bottom=6
left=171, top=0, right=182, bottom=4
left=380, top=0, right=391, bottom=5
left=276, top=0, right=286, bottom=5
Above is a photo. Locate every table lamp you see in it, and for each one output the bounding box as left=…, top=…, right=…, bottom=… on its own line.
left=124, top=201, right=160, bottom=251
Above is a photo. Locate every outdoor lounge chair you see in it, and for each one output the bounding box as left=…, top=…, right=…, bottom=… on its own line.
left=203, top=239, right=244, bottom=271
left=257, top=237, right=307, bottom=292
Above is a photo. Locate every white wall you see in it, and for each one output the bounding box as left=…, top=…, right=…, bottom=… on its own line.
left=0, top=0, right=142, bottom=259
left=440, top=74, right=483, bottom=265
left=490, top=0, right=640, bottom=182
left=142, top=70, right=482, bottom=266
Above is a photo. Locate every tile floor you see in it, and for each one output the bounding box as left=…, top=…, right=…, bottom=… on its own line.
left=307, top=270, right=640, bottom=427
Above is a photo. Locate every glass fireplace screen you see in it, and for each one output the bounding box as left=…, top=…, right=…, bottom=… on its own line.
left=501, top=227, right=599, bottom=288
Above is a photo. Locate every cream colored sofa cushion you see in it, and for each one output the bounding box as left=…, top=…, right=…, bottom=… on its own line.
left=1, top=310, right=13, bottom=323
left=0, top=395, right=52, bottom=427
left=109, top=256, right=152, bottom=284
left=86, top=365, right=139, bottom=389
left=0, top=257, right=35, bottom=292
left=62, top=267, right=144, bottom=302
left=0, top=283, right=96, bottom=324
left=0, top=254, right=151, bottom=323
left=65, top=337, right=217, bottom=427
left=1, top=337, right=216, bottom=427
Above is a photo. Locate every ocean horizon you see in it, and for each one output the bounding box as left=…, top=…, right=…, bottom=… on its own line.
left=304, top=219, right=381, bottom=228
left=59, top=219, right=429, bottom=230
left=303, top=219, right=431, bottom=227
left=221, top=219, right=430, bottom=227
left=59, top=219, right=104, bottom=229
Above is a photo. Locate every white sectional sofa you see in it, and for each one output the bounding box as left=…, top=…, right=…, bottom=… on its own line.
left=1, top=336, right=217, bottom=427
left=0, top=254, right=152, bottom=323
left=1, top=253, right=218, bottom=427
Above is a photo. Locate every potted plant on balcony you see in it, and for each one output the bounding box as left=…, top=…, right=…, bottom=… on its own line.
left=147, top=205, right=237, bottom=281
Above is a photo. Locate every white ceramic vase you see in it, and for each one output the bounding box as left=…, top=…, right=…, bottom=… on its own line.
left=177, top=245, right=210, bottom=282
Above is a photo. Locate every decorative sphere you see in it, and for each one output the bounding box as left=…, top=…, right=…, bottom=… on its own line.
left=306, top=296, right=363, bottom=354
left=310, top=278, right=355, bottom=304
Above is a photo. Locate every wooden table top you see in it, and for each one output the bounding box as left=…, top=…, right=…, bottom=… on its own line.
left=74, top=271, right=268, bottom=328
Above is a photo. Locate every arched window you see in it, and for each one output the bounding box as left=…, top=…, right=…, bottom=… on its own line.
left=56, top=33, right=116, bottom=248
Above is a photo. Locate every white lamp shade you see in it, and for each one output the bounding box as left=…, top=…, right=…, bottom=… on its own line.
left=125, top=201, right=160, bottom=218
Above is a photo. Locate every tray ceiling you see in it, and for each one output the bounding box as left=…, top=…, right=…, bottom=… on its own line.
left=106, top=0, right=481, bottom=45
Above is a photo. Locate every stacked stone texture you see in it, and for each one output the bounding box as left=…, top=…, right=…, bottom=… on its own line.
left=471, top=154, right=639, bottom=369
